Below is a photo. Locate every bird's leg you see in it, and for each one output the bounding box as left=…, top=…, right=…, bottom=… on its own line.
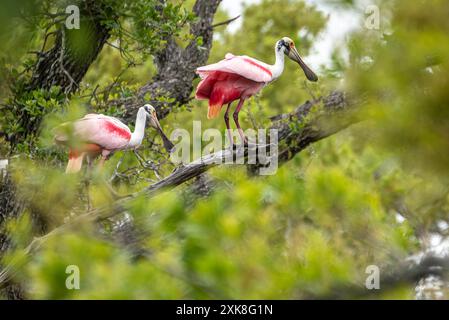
left=98, top=156, right=107, bottom=169
left=233, top=99, right=247, bottom=145
left=96, top=150, right=124, bottom=199
left=85, top=156, right=93, bottom=210
left=224, top=103, right=234, bottom=147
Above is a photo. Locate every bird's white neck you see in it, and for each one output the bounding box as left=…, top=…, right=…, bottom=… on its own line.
left=127, top=108, right=147, bottom=149
left=271, top=48, right=285, bottom=80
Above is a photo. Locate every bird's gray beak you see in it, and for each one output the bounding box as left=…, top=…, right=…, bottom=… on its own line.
left=147, top=112, right=175, bottom=153
left=288, top=46, right=318, bottom=82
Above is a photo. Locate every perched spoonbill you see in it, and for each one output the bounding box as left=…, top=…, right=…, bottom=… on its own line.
left=54, top=104, right=174, bottom=173
left=195, top=37, right=318, bottom=144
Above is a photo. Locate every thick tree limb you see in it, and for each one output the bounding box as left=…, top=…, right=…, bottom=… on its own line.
left=28, top=1, right=112, bottom=93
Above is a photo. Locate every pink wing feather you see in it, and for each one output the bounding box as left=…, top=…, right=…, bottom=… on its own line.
left=197, top=53, right=273, bottom=83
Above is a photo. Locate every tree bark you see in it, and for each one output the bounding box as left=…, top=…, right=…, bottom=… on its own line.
left=0, top=0, right=224, bottom=299
left=0, top=1, right=360, bottom=299
left=0, top=0, right=113, bottom=298
left=0, top=173, right=26, bottom=299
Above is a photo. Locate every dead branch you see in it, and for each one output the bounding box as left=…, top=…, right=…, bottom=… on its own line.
left=304, top=255, right=449, bottom=299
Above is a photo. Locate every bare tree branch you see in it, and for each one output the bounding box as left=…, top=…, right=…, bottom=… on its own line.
left=119, top=0, right=223, bottom=121
left=6, top=0, right=113, bottom=147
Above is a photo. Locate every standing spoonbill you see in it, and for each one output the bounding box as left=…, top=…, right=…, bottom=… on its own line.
left=54, top=104, right=174, bottom=173
left=195, top=37, right=318, bottom=145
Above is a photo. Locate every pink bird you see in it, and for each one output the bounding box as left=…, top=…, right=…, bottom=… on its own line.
left=54, top=104, right=174, bottom=173
left=195, top=37, right=318, bottom=144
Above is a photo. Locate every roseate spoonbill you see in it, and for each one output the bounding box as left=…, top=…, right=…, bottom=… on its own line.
left=195, top=37, right=318, bottom=144
left=54, top=104, right=174, bottom=173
